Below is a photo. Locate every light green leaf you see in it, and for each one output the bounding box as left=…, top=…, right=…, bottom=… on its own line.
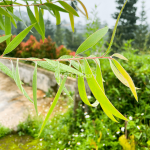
left=69, top=13, right=74, bottom=32
left=44, top=3, right=68, bottom=13
left=0, top=34, right=12, bottom=43
left=0, top=14, right=5, bottom=30
left=39, top=75, right=67, bottom=136
left=76, top=27, right=108, bottom=55
left=78, top=65, right=99, bottom=107
left=54, top=10, right=61, bottom=25
left=46, top=59, right=83, bottom=76
left=3, top=23, right=35, bottom=55
left=84, top=59, right=127, bottom=121
left=34, top=6, right=39, bottom=22
left=33, top=62, right=38, bottom=116
left=105, top=0, right=128, bottom=54
left=27, top=7, right=45, bottom=41
left=11, top=17, right=17, bottom=28
left=0, top=62, right=13, bottom=79
left=8, top=11, right=22, bottom=21
left=39, top=8, right=45, bottom=34
left=113, top=59, right=138, bottom=101
left=58, top=1, right=79, bottom=17
left=55, top=61, right=60, bottom=85
left=0, top=7, right=12, bottom=18
left=5, top=16, right=11, bottom=45
left=112, top=53, right=128, bottom=61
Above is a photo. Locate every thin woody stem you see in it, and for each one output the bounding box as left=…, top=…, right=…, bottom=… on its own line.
left=0, top=56, right=112, bottom=62
left=0, top=0, right=71, bottom=7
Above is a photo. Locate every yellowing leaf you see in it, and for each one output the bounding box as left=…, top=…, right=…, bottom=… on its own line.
left=112, top=53, right=128, bottom=61
left=69, top=13, right=74, bottom=32
left=113, top=59, right=138, bottom=101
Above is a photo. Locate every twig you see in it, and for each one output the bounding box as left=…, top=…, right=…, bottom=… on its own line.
left=0, top=56, right=113, bottom=62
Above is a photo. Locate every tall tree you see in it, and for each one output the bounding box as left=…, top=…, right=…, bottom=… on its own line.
left=110, top=0, right=139, bottom=52
left=134, top=1, right=148, bottom=51
left=54, top=24, right=63, bottom=46
left=16, top=21, right=23, bottom=34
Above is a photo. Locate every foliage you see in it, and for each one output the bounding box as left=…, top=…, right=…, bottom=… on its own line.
left=0, top=124, right=11, bottom=138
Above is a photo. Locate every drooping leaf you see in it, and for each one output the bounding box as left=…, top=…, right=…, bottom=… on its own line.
left=76, top=27, right=108, bottom=55
left=39, top=8, right=45, bottom=34
left=0, top=14, right=5, bottom=30
left=0, top=7, right=12, bottom=18
left=34, top=5, right=39, bottom=22
left=58, top=1, right=79, bottom=17
left=33, top=62, right=38, bottom=116
left=44, top=3, right=68, bottom=13
left=3, top=23, right=35, bottom=55
left=0, top=34, right=12, bottom=43
left=78, top=65, right=99, bottom=107
left=11, top=17, right=17, bottom=28
left=8, top=10, right=22, bottom=21
left=84, top=59, right=127, bottom=121
left=54, top=10, right=61, bottom=25
left=105, top=0, right=128, bottom=54
left=77, top=0, right=88, bottom=19
left=5, top=16, right=11, bottom=45
left=113, top=59, right=138, bottom=101
left=39, top=75, right=67, bottom=136
left=27, top=7, right=45, bottom=41
left=69, top=13, right=74, bottom=32
left=112, top=53, right=128, bottom=61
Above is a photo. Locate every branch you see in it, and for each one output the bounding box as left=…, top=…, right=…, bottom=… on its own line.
left=0, top=56, right=113, bottom=62
left=0, top=0, right=71, bottom=7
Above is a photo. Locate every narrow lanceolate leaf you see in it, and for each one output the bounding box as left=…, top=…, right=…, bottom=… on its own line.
left=58, top=1, right=79, bottom=17
left=44, top=3, right=68, bottom=13
left=69, top=13, right=74, bottom=32
left=0, top=62, right=13, bottom=79
left=27, top=7, right=45, bottom=41
left=34, top=6, right=39, bottom=22
left=77, top=0, right=88, bottom=19
left=76, top=27, right=108, bottom=55
left=11, top=17, right=17, bottom=28
left=39, top=75, right=67, bottom=137
left=11, top=60, right=33, bottom=103
left=33, top=62, right=38, bottom=116
left=54, top=10, right=61, bottom=25
left=78, top=65, right=99, bottom=107
left=84, top=59, right=127, bottom=121
left=0, top=7, right=12, bottom=18
left=39, top=8, right=45, bottom=34
left=0, top=34, right=12, bottom=43
left=8, top=11, right=22, bottom=21
left=3, top=23, right=35, bottom=55
left=113, top=59, right=138, bottom=101
left=112, top=53, right=128, bottom=61
left=55, top=61, right=60, bottom=85
left=5, top=16, right=11, bottom=45
left=0, top=14, right=5, bottom=30
left=105, top=0, right=128, bottom=54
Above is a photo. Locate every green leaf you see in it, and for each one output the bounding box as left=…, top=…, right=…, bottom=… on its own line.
left=55, top=61, right=60, bottom=85
left=105, top=0, right=128, bottom=54
left=76, top=27, right=108, bottom=55
left=8, top=11, right=22, bottom=21
left=11, top=17, right=17, bottom=28
left=0, top=14, right=5, bottom=30
left=3, top=23, right=35, bottom=55
left=39, top=8, right=45, bottom=34
left=113, top=59, right=138, bottom=101
left=78, top=65, right=99, bottom=107
left=0, top=7, right=12, bottom=18
left=54, top=10, right=61, bottom=25
left=5, top=16, right=11, bottom=45
left=27, top=7, right=45, bottom=41
left=58, top=1, right=79, bottom=17
left=33, top=62, right=38, bottom=116
left=0, top=34, right=12, bottom=43
left=46, top=59, right=83, bottom=76
left=0, top=61, right=13, bottom=79
left=84, top=59, right=127, bottom=121
left=44, top=3, right=68, bottom=13
left=34, top=6, right=39, bottom=22
left=112, top=53, right=128, bottom=61
left=69, top=13, right=74, bottom=32
left=39, top=75, right=67, bottom=137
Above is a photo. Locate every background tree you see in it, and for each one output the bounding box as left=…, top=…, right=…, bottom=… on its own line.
left=54, top=24, right=63, bottom=46
left=134, top=0, right=148, bottom=51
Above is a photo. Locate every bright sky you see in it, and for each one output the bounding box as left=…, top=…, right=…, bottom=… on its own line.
left=16, top=0, right=150, bottom=28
